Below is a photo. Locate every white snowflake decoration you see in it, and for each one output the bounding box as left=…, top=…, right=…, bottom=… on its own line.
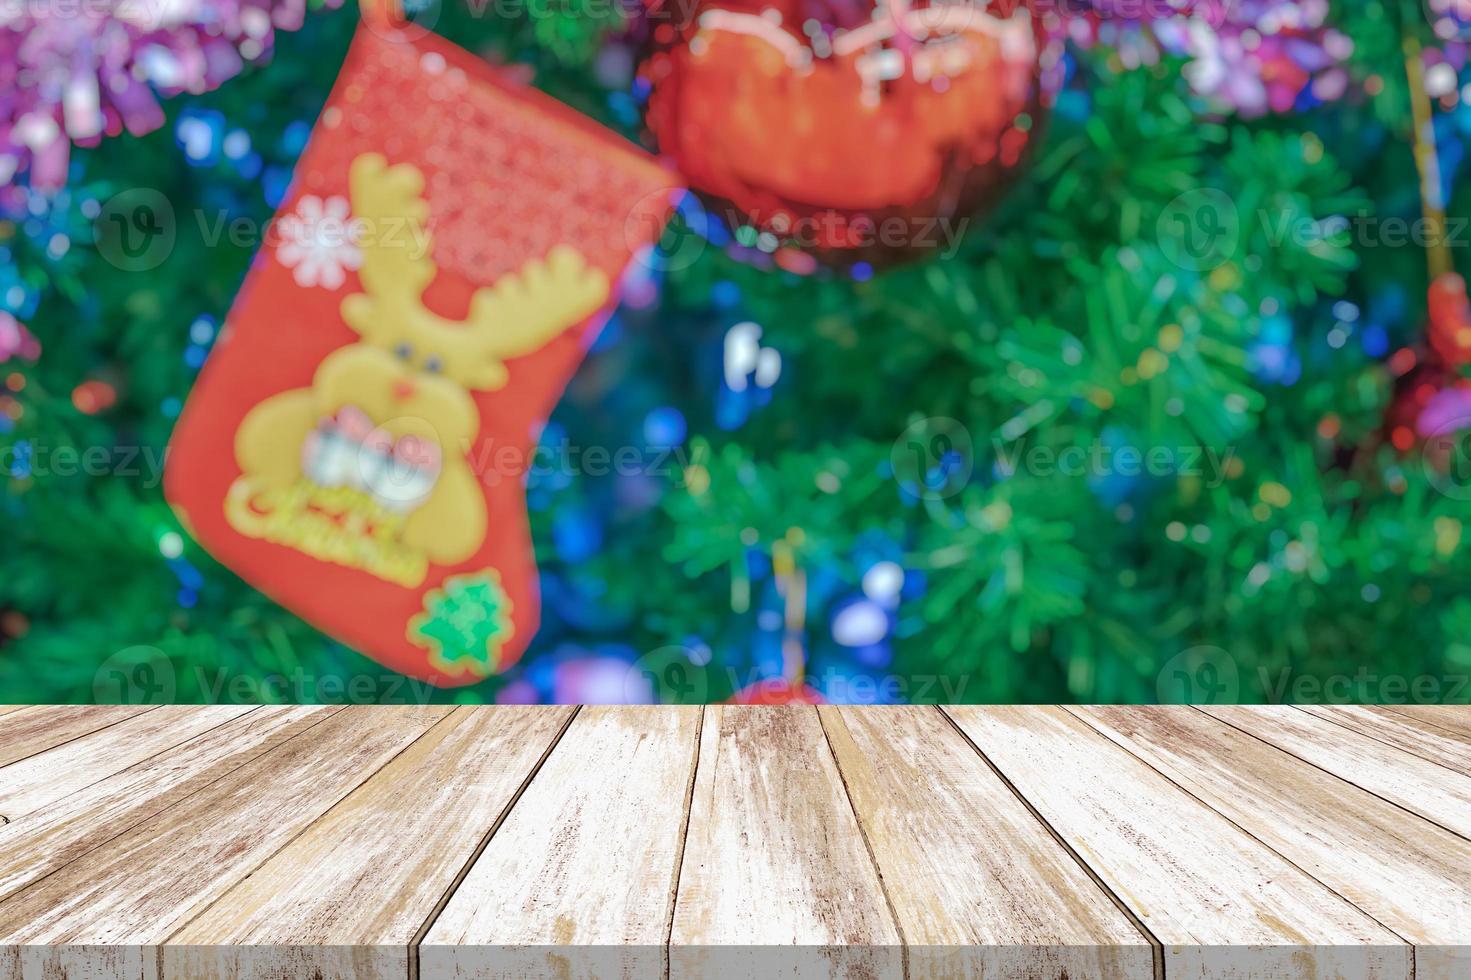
left=275, top=195, right=363, bottom=289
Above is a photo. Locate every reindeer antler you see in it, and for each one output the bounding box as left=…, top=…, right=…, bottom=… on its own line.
left=340, top=153, right=612, bottom=391
left=466, top=246, right=613, bottom=357
left=343, top=153, right=434, bottom=304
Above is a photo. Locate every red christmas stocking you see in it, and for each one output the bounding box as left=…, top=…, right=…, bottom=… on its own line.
left=166, top=22, right=679, bottom=686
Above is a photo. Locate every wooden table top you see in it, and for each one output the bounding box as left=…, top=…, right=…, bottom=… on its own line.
left=0, top=704, right=1468, bottom=979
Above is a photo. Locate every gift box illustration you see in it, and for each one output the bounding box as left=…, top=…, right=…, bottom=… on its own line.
left=165, top=22, right=679, bottom=686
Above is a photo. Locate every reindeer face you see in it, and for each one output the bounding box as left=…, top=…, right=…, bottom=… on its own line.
left=315, top=342, right=479, bottom=453
left=301, top=151, right=613, bottom=509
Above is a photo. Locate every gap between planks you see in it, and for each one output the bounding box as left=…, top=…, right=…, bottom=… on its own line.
left=1063, top=708, right=1416, bottom=955
left=0, top=707, right=348, bottom=905
left=1076, top=706, right=1471, bottom=978
left=934, top=706, right=1165, bottom=980
left=1381, top=705, right=1471, bottom=741
left=660, top=704, right=705, bottom=980
left=411, top=706, right=943, bottom=978
left=815, top=707, right=911, bottom=979
left=1200, top=705, right=1471, bottom=847
left=1294, top=704, right=1471, bottom=778
left=162, top=707, right=457, bottom=975
left=0, top=705, right=161, bottom=771
left=405, top=705, right=582, bottom=980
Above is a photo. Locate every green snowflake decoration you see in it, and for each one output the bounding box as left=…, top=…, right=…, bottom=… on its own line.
left=409, top=571, right=514, bottom=679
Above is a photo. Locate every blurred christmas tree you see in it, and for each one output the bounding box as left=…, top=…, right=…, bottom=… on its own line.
left=3, top=0, right=1471, bottom=704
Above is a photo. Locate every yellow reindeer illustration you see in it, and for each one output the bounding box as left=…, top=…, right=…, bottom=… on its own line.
left=227, top=153, right=610, bottom=584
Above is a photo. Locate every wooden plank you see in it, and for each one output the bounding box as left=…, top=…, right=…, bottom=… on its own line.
left=0, top=705, right=450, bottom=979
left=0, top=705, right=155, bottom=768
left=1298, top=705, right=1471, bottom=775
left=0, top=706, right=335, bottom=904
left=0, top=708, right=24, bottom=719
left=166, top=706, right=575, bottom=980
left=1383, top=705, right=1471, bottom=740
left=1203, top=705, right=1471, bottom=837
left=1077, top=706, right=1471, bottom=979
left=422, top=706, right=700, bottom=980
left=0, top=705, right=254, bottom=822
left=945, top=706, right=1410, bottom=980
left=669, top=706, right=901, bottom=980
left=819, top=706, right=1153, bottom=979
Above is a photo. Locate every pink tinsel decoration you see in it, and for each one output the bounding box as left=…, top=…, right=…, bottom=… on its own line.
left=1070, top=0, right=1354, bottom=117
left=0, top=0, right=338, bottom=188
left=1418, top=384, right=1471, bottom=439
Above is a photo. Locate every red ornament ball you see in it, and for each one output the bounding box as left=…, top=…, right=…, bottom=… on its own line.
left=638, top=0, right=1058, bottom=268
left=71, top=379, right=118, bottom=416
left=1428, top=271, right=1471, bottom=367
left=1383, top=346, right=1461, bottom=454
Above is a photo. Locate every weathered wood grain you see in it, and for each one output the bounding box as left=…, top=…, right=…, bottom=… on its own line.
left=0, top=705, right=155, bottom=768
left=1203, top=704, right=1471, bottom=837
left=0, top=705, right=254, bottom=822
left=167, top=706, right=575, bottom=980
left=0, top=706, right=335, bottom=903
left=1384, top=705, right=1471, bottom=740
left=0, top=704, right=1466, bottom=978
left=945, top=706, right=1410, bottom=980
left=819, top=706, right=1154, bottom=980
left=2, top=943, right=155, bottom=980
left=0, top=705, right=450, bottom=979
left=1298, top=704, right=1471, bottom=776
left=421, top=706, right=700, bottom=980
left=0, top=707, right=24, bottom=719
left=670, top=706, right=902, bottom=980
left=1077, top=705, right=1471, bottom=979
